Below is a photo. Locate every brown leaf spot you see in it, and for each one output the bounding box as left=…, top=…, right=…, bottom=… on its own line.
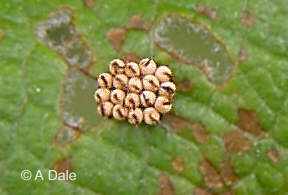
left=241, top=10, right=256, bottom=27
left=220, top=161, right=238, bottom=186
left=192, top=123, right=209, bottom=143
left=238, top=108, right=263, bottom=137
left=83, top=0, right=96, bottom=8
left=106, top=28, right=126, bottom=51
left=238, top=45, right=248, bottom=62
left=267, top=149, right=280, bottom=162
left=172, top=156, right=185, bottom=173
left=0, top=29, right=3, bottom=41
left=194, top=187, right=213, bottom=195
left=126, top=14, right=151, bottom=31
left=199, top=160, right=223, bottom=189
left=223, top=189, right=235, bottom=195
left=177, top=80, right=194, bottom=92
left=223, top=130, right=251, bottom=153
left=54, top=158, right=72, bottom=174
left=159, top=174, right=175, bottom=195
left=122, top=52, right=140, bottom=63
left=163, top=115, right=209, bottom=143
left=196, top=4, right=218, bottom=20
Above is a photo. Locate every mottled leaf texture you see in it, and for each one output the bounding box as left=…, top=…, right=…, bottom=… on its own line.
left=0, top=0, right=288, bottom=195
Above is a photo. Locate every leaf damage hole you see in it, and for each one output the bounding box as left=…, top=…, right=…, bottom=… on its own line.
left=35, top=7, right=94, bottom=68
left=61, top=69, right=99, bottom=131
left=152, top=15, right=235, bottom=86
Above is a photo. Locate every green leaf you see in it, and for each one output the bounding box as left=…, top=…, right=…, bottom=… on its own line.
left=1, top=0, right=288, bottom=194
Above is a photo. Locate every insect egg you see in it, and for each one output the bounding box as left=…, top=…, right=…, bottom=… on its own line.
left=139, top=58, right=157, bottom=75
left=128, top=108, right=143, bottom=125
left=110, top=89, right=126, bottom=105
left=125, top=93, right=140, bottom=109
left=155, top=66, right=172, bottom=83
left=154, top=96, right=172, bottom=114
left=125, top=62, right=140, bottom=77
left=113, top=74, right=128, bottom=90
left=128, top=77, right=143, bottom=94
left=140, top=91, right=156, bottom=107
left=95, top=58, right=176, bottom=125
left=109, top=59, right=125, bottom=75
left=97, top=101, right=114, bottom=117
left=142, top=75, right=160, bottom=92
left=98, top=73, right=113, bottom=88
left=143, top=107, right=160, bottom=125
left=94, top=88, right=110, bottom=103
left=159, top=82, right=176, bottom=97
left=113, top=104, right=128, bottom=120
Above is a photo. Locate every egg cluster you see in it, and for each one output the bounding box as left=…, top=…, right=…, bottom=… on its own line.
left=94, top=58, right=176, bottom=125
